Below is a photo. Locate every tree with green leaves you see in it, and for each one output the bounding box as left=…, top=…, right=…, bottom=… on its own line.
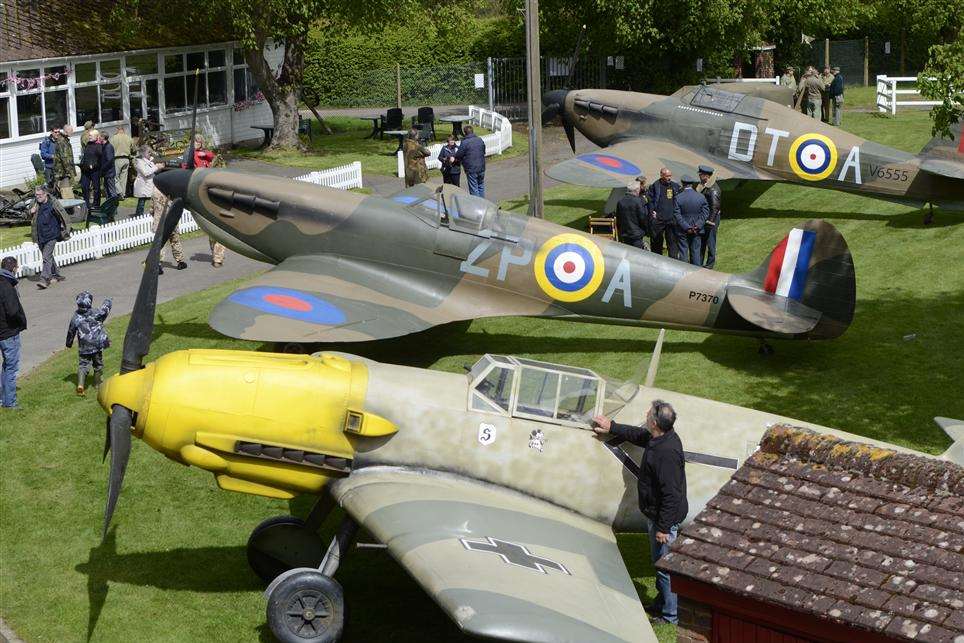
left=918, top=35, right=964, bottom=139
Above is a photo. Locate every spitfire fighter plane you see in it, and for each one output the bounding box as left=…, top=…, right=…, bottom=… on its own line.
left=542, top=85, right=964, bottom=212
left=153, top=169, right=856, bottom=346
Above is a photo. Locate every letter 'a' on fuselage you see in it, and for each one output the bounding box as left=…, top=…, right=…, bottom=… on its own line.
left=169, top=169, right=855, bottom=345
left=543, top=86, right=964, bottom=211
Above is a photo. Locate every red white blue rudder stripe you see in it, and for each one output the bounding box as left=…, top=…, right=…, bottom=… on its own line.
left=763, top=228, right=817, bottom=301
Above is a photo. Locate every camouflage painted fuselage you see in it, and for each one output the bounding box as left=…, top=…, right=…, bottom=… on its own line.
left=551, top=87, right=964, bottom=210
left=172, top=168, right=854, bottom=343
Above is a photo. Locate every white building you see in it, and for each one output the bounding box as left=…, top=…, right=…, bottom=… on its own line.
left=0, top=40, right=280, bottom=188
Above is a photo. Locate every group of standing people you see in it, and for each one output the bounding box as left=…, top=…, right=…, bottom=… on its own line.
left=615, top=165, right=722, bottom=268
left=403, top=124, right=487, bottom=198
left=781, top=65, right=845, bottom=126
left=40, top=121, right=136, bottom=210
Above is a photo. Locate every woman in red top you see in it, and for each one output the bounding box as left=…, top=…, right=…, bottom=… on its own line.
left=186, top=134, right=225, bottom=267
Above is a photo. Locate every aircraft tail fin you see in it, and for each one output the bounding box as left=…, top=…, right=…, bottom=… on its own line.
left=936, top=417, right=964, bottom=466
left=918, top=121, right=964, bottom=180
left=731, top=220, right=856, bottom=339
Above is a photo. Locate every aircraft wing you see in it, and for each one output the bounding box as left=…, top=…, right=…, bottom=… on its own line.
left=209, top=255, right=562, bottom=343
left=331, top=467, right=655, bottom=643
left=547, top=138, right=771, bottom=188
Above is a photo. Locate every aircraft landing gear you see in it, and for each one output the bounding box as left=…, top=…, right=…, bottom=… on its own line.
left=247, top=496, right=336, bottom=584
left=247, top=516, right=327, bottom=584
left=758, top=340, right=775, bottom=356
left=265, top=517, right=358, bottom=643
left=266, top=570, right=345, bottom=643
left=924, top=203, right=934, bottom=225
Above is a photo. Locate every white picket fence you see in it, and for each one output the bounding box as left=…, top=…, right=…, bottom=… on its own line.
left=876, top=75, right=940, bottom=115
left=396, top=106, right=514, bottom=178
left=1, top=162, right=364, bottom=277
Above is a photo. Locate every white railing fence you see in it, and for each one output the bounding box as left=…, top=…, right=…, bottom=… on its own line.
left=876, top=75, right=940, bottom=115
left=2, top=162, right=364, bottom=277
left=396, top=106, right=513, bottom=178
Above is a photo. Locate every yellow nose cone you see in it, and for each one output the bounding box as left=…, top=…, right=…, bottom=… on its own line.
left=98, top=364, right=156, bottom=424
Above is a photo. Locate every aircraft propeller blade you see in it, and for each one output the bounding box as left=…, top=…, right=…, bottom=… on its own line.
left=103, top=406, right=133, bottom=539
left=563, top=120, right=576, bottom=154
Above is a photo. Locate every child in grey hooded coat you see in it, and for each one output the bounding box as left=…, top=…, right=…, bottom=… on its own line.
left=66, top=291, right=112, bottom=394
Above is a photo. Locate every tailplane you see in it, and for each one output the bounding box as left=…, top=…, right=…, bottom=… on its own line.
left=936, top=417, right=964, bottom=466
left=727, top=220, right=856, bottom=339
left=918, top=121, right=964, bottom=180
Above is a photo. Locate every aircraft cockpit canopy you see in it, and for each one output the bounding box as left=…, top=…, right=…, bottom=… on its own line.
left=448, top=194, right=496, bottom=234
left=467, top=355, right=638, bottom=428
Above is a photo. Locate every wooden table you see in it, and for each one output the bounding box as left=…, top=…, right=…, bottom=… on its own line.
left=357, top=116, right=383, bottom=140
left=382, top=129, right=408, bottom=154
left=438, top=114, right=473, bottom=138
left=251, top=124, right=274, bottom=149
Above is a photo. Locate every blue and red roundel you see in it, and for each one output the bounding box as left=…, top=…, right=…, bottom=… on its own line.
left=577, top=153, right=641, bottom=176
left=228, top=286, right=347, bottom=325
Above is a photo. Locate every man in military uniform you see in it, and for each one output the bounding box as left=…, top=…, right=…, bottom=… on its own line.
left=403, top=128, right=431, bottom=188
left=820, top=66, right=834, bottom=123
left=53, top=127, right=76, bottom=199
left=150, top=186, right=187, bottom=274
left=802, top=68, right=824, bottom=119
left=829, top=66, right=845, bottom=127
left=673, top=175, right=708, bottom=266
left=111, top=124, right=135, bottom=198
left=697, top=165, right=722, bottom=269
left=646, top=168, right=681, bottom=258
left=615, top=181, right=650, bottom=250
left=780, top=66, right=796, bottom=93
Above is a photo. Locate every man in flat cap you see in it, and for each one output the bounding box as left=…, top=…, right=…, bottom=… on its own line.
left=674, top=175, right=708, bottom=266
left=829, top=66, right=844, bottom=127
left=616, top=180, right=651, bottom=251
left=697, top=165, right=722, bottom=269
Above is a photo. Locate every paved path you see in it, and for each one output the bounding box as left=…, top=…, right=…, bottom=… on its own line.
left=12, top=126, right=597, bottom=375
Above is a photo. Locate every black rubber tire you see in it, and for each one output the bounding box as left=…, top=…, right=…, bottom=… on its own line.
left=247, top=516, right=326, bottom=584
left=266, top=571, right=344, bottom=643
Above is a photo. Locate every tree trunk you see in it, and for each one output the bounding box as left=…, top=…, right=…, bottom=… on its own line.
left=245, top=34, right=306, bottom=151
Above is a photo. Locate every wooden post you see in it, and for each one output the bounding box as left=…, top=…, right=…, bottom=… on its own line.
left=395, top=63, right=402, bottom=109
left=525, top=0, right=543, bottom=218
left=863, top=37, right=869, bottom=86
left=824, top=38, right=830, bottom=69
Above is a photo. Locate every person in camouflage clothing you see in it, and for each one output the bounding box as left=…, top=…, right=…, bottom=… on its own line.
left=53, top=126, right=76, bottom=199
left=151, top=185, right=187, bottom=273
left=403, top=128, right=431, bottom=187
left=66, top=291, right=112, bottom=395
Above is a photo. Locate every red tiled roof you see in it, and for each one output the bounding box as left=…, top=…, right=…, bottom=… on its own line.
left=658, top=425, right=964, bottom=643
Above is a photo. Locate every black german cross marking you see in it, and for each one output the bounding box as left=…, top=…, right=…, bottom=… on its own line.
left=604, top=437, right=739, bottom=476
left=460, top=537, right=571, bottom=575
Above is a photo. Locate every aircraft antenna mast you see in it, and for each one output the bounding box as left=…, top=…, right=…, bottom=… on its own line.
left=525, top=0, right=544, bottom=218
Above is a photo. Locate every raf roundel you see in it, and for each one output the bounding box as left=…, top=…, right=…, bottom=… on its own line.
left=228, top=286, right=347, bottom=325
left=577, top=153, right=641, bottom=176
left=534, top=234, right=606, bottom=302
left=788, top=133, right=838, bottom=181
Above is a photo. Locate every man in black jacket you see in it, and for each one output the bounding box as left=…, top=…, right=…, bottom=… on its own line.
left=100, top=132, right=117, bottom=199
left=0, top=256, right=27, bottom=409
left=452, top=125, right=486, bottom=197
left=646, top=168, right=681, bottom=259
left=615, top=181, right=650, bottom=250
left=592, top=400, right=688, bottom=625
left=697, top=165, right=722, bottom=269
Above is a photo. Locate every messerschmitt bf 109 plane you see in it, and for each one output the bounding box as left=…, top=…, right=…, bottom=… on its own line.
left=153, top=170, right=856, bottom=347
left=542, top=85, right=964, bottom=212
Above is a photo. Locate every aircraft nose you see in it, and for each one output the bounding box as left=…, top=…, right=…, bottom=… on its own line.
left=541, top=90, right=570, bottom=125
left=154, top=169, right=193, bottom=201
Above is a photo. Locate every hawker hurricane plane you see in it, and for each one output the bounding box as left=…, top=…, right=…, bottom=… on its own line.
left=542, top=85, right=964, bottom=212
left=154, top=169, right=856, bottom=346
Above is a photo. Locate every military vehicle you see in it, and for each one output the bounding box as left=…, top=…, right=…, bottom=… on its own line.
left=542, top=86, right=964, bottom=212
left=153, top=170, right=856, bottom=347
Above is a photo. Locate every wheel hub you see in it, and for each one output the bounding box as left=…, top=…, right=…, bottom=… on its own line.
left=285, top=591, right=331, bottom=638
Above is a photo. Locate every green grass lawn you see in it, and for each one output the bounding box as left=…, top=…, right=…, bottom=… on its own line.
left=1, top=106, right=961, bottom=643
left=228, top=116, right=529, bottom=176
